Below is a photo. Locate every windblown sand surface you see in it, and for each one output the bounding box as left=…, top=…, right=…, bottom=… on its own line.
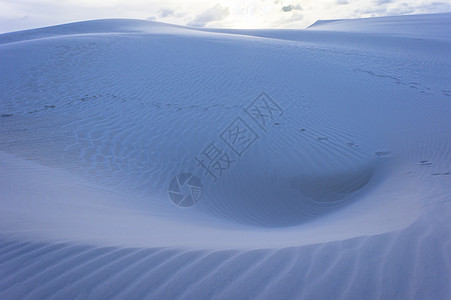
left=1, top=13, right=450, bottom=299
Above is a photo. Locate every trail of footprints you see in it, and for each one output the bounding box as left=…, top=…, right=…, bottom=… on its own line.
left=418, top=160, right=450, bottom=176
left=295, top=129, right=449, bottom=176
left=295, top=127, right=390, bottom=158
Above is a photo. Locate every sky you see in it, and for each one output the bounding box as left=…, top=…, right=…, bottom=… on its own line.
left=0, top=0, right=450, bottom=33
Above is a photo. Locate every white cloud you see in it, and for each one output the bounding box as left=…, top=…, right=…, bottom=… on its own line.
left=159, top=8, right=175, bottom=18
left=375, top=0, right=394, bottom=4
left=187, top=4, right=230, bottom=27
left=281, top=4, right=302, bottom=12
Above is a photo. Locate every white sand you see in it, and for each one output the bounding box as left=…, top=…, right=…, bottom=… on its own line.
left=1, top=13, right=450, bottom=299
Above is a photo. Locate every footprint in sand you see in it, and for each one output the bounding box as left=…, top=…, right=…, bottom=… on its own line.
left=432, top=172, right=451, bottom=176
left=375, top=151, right=390, bottom=157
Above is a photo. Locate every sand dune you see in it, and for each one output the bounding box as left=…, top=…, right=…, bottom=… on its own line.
left=1, top=13, right=451, bottom=299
